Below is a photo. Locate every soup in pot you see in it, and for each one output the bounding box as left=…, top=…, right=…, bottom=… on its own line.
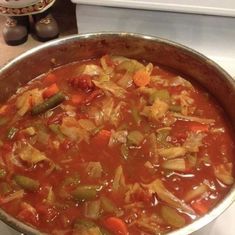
left=0, top=55, right=234, bottom=235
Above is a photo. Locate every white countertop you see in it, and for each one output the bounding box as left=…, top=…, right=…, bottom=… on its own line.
left=72, top=0, right=235, bottom=17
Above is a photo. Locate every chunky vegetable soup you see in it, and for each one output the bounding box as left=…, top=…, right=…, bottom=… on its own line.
left=0, top=55, right=234, bottom=235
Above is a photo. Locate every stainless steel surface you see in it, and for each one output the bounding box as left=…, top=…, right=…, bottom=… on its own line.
left=0, top=33, right=235, bottom=235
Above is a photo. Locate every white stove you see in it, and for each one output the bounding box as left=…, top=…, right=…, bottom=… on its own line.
left=2, top=1, right=235, bottom=234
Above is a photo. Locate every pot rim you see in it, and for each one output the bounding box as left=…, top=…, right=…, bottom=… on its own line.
left=0, top=32, right=235, bottom=235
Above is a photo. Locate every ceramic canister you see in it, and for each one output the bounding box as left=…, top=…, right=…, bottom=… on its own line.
left=0, top=0, right=55, bottom=15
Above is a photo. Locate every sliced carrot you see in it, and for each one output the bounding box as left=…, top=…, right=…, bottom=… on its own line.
left=43, top=83, right=59, bottom=98
left=191, top=200, right=209, bottom=215
left=189, top=122, right=209, bottom=132
left=43, top=73, right=57, bottom=85
left=71, top=94, right=84, bottom=105
left=105, top=217, right=128, bottom=235
left=0, top=105, right=8, bottom=115
left=93, top=130, right=111, bottom=146
left=133, top=70, right=150, bottom=87
left=97, top=130, right=111, bottom=140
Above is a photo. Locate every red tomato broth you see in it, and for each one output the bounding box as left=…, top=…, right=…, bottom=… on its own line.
left=0, top=55, right=234, bottom=234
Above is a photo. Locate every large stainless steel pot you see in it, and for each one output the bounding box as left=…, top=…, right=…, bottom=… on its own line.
left=0, top=33, right=234, bottom=235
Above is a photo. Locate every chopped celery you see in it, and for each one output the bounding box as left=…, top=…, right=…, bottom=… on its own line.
left=7, top=127, right=18, bottom=140
left=0, top=169, right=6, bottom=179
left=72, top=185, right=98, bottom=202
left=101, top=196, right=118, bottom=214
left=149, top=89, right=170, bottom=104
left=14, top=175, right=39, bottom=192
left=84, top=200, right=101, bottom=219
left=127, top=130, right=144, bottom=146
left=161, top=206, right=185, bottom=228
left=156, top=127, right=171, bottom=143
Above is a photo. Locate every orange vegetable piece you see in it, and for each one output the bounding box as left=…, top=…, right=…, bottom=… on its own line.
left=133, top=70, right=150, bottom=87
left=105, top=217, right=128, bottom=235
left=43, top=73, right=57, bottom=85
left=71, top=94, right=84, bottom=105
left=189, top=122, right=209, bottom=132
left=191, top=200, right=209, bottom=215
left=93, top=130, right=111, bottom=146
left=43, top=83, right=59, bottom=98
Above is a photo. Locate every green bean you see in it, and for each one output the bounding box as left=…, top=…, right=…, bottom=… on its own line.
left=72, top=185, right=98, bottom=202
left=31, top=92, right=65, bottom=115
left=14, top=175, right=39, bottom=192
left=7, top=127, right=18, bottom=140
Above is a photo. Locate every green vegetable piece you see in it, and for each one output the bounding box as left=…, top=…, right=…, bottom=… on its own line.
left=31, top=92, right=65, bottom=115
left=169, top=105, right=181, bottom=112
left=161, top=205, right=186, bottom=228
left=101, top=196, right=118, bottom=214
left=116, top=60, right=144, bottom=73
left=72, top=185, right=98, bottom=202
left=7, top=127, right=18, bottom=140
left=127, top=130, right=144, bottom=146
left=74, top=219, right=108, bottom=235
left=84, top=200, right=101, bottom=219
left=14, top=175, right=39, bottom=192
left=74, top=219, right=96, bottom=230
left=120, top=144, right=129, bottom=160
left=156, top=128, right=171, bottom=144
left=49, top=124, right=62, bottom=135
left=131, top=108, right=141, bottom=126
left=0, top=117, right=8, bottom=126
left=0, top=169, right=6, bottom=179
left=149, top=89, right=170, bottom=104
left=63, top=174, right=80, bottom=187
